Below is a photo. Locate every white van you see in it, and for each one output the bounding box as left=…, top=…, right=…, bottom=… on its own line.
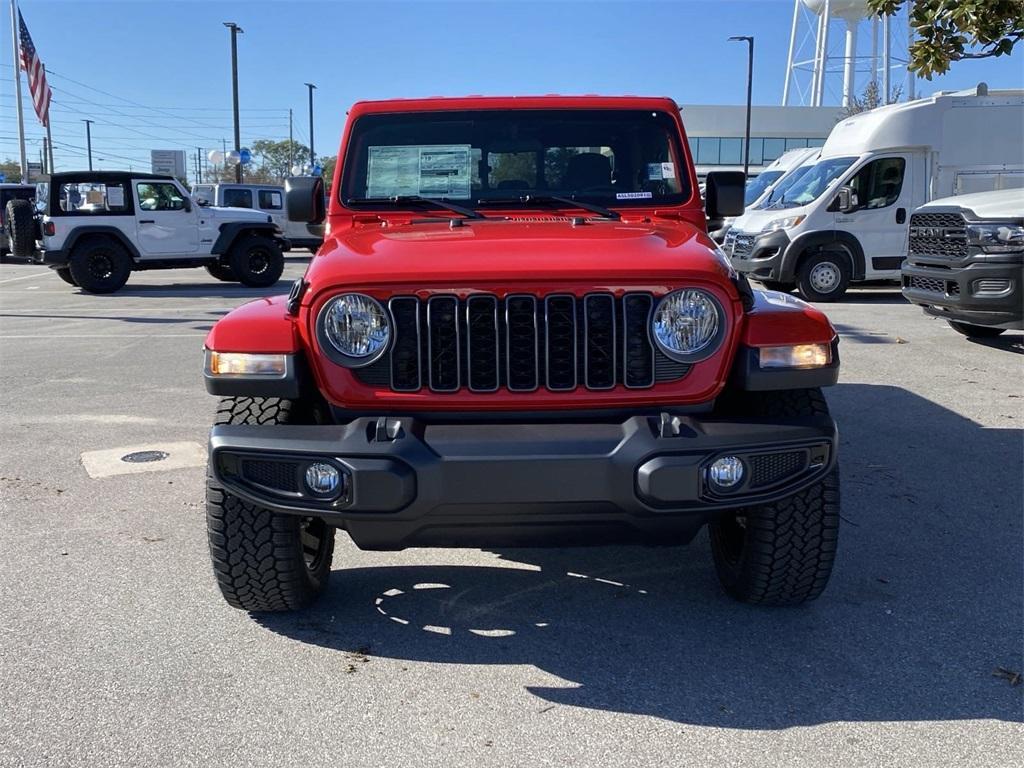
left=192, top=183, right=324, bottom=251
left=724, top=85, right=1024, bottom=300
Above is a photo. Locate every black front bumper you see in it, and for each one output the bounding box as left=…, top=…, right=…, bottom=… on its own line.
left=209, top=411, right=837, bottom=550
left=902, top=255, right=1024, bottom=330
left=728, top=230, right=790, bottom=281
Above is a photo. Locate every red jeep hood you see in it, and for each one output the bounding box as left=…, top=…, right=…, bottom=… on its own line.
left=304, top=219, right=733, bottom=291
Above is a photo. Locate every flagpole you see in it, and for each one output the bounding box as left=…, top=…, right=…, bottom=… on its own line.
left=43, top=64, right=54, bottom=173
left=9, top=0, right=28, bottom=181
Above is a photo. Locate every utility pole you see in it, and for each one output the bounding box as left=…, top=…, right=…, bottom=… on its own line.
left=729, top=36, right=754, bottom=178
left=196, top=146, right=203, bottom=183
left=223, top=22, right=243, bottom=182
left=10, top=0, right=27, bottom=180
left=288, top=108, right=294, bottom=176
left=82, top=119, right=94, bottom=171
left=305, top=82, right=316, bottom=170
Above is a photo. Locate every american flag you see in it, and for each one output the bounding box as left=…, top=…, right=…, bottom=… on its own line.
left=18, top=9, right=51, bottom=128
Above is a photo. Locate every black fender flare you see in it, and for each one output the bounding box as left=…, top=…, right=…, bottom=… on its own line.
left=64, top=226, right=142, bottom=261
left=212, top=222, right=280, bottom=255
left=780, top=230, right=866, bottom=283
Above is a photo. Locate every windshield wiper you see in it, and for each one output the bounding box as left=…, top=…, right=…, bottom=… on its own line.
left=346, top=195, right=485, bottom=219
left=478, top=194, right=621, bottom=220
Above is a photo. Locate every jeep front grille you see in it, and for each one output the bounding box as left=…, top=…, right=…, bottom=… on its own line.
left=909, top=212, right=967, bottom=259
left=354, top=292, right=691, bottom=393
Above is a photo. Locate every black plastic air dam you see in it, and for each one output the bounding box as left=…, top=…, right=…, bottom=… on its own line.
left=210, top=411, right=837, bottom=550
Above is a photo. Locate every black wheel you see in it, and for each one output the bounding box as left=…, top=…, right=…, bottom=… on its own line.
left=54, top=267, right=77, bottom=286
left=4, top=198, right=36, bottom=259
left=948, top=321, right=1006, bottom=339
left=227, top=234, right=284, bottom=288
left=67, top=238, right=132, bottom=294
left=204, top=262, right=237, bottom=282
left=758, top=279, right=794, bottom=293
left=206, top=397, right=334, bottom=612
left=709, top=389, right=840, bottom=606
left=796, top=250, right=851, bottom=302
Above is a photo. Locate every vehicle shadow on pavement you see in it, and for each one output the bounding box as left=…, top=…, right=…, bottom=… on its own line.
left=256, top=383, right=1023, bottom=728
left=967, top=334, right=1024, bottom=355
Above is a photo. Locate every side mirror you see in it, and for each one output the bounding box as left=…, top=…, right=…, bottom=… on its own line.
left=285, top=176, right=326, bottom=224
left=181, top=197, right=192, bottom=212
left=704, top=171, right=746, bottom=219
left=836, top=185, right=856, bottom=213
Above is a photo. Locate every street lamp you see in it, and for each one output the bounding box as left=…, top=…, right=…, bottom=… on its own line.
left=304, top=82, right=317, bottom=170
left=223, top=22, right=244, bottom=182
left=82, top=119, right=94, bottom=171
left=728, top=35, right=754, bottom=179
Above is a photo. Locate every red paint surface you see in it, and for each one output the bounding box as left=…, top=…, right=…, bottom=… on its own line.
left=203, top=295, right=299, bottom=354
left=741, top=290, right=837, bottom=347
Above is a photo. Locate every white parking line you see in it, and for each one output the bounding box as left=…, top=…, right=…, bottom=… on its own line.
left=0, top=270, right=52, bottom=285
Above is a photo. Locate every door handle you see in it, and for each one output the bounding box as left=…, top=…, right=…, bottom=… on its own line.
left=896, top=208, right=906, bottom=224
left=139, top=219, right=155, bottom=224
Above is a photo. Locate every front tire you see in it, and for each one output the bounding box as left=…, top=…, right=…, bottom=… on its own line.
left=796, top=250, right=851, bottom=302
left=55, top=267, right=77, bottom=286
left=67, top=238, right=132, bottom=294
left=709, top=389, right=840, bottom=605
left=948, top=321, right=1006, bottom=339
left=227, top=235, right=284, bottom=288
left=206, top=397, right=334, bottom=612
left=204, top=262, right=237, bottom=282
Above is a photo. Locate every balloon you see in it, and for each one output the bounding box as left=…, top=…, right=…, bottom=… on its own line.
left=226, top=150, right=241, bottom=165
left=291, top=164, right=308, bottom=176
left=239, top=148, right=252, bottom=165
left=207, top=149, right=224, bottom=164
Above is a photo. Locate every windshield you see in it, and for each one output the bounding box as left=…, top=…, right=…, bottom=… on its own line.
left=340, top=109, right=691, bottom=209
left=755, top=164, right=813, bottom=209
left=765, top=157, right=856, bottom=209
left=744, top=170, right=784, bottom=206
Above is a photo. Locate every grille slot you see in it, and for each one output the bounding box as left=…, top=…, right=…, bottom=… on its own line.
left=749, top=451, right=805, bottom=489
left=905, top=275, right=955, bottom=295
left=909, top=212, right=968, bottom=259
left=355, top=292, right=691, bottom=393
left=241, top=459, right=300, bottom=493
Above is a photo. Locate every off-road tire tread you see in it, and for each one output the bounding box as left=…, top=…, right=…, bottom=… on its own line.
left=710, top=388, right=839, bottom=605
left=5, top=198, right=36, bottom=259
left=206, top=396, right=333, bottom=612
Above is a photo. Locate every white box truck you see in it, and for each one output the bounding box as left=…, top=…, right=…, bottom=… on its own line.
left=724, top=85, right=1024, bottom=301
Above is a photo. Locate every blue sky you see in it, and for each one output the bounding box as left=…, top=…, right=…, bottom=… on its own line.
left=2, top=0, right=1022, bottom=175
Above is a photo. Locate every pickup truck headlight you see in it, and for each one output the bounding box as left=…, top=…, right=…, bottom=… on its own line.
left=318, top=293, right=391, bottom=366
left=763, top=215, right=805, bottom=233
left=966, top=222, right=1024, bottom=253
left=651, top=289, right=724, bottom=362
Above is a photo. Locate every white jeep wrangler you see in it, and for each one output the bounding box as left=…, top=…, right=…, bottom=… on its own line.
left=3, top=171, right=289, bottom=293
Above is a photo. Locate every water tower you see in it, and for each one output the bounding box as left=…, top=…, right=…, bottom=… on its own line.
left=783, top=0, right=915, bottom=107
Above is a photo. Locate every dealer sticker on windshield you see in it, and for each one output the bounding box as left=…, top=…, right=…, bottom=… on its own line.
left=615, top=191, right=653, bottom=200
left=367, top=144, right=472, bottom=199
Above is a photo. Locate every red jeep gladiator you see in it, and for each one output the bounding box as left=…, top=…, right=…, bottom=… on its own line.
left=202, top=96, right=841, bottom=612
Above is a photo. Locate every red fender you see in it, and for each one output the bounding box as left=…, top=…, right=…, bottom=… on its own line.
left=741, top=290, right=836, bottom=347
left=204, top=295, right=300, bottom=353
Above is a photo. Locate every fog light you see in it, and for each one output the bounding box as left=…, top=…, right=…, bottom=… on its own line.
left=207, top=351, right=287, bottom=376
left=305, top=462, right=340, bottom=496
left=709, top=456, right=744, bottom=489
left=759, top=343, right=831, bottom=369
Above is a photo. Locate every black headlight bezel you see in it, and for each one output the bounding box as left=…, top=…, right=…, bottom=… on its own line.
left=650, top=288, right=727, bottom=364
left=315, top=293, right=392, bottom=368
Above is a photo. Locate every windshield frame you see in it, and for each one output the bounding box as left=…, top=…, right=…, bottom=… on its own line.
left=337, top=106, right=697, bottom=214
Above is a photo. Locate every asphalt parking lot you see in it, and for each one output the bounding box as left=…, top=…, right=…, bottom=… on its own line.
left=0, top=258, right=1021, bottom=767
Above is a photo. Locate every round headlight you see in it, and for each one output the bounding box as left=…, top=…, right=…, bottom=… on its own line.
left=318, top=293, right=390, bottom=366
left=652, top=289, right=723, bottom=362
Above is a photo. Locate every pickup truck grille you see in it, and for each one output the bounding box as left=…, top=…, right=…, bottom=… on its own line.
left=355, top=292, right=690, bottom=393
left=908, top=212, right=967, bottom=259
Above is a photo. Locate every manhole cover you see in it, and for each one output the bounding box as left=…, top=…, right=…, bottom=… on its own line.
left=121, top=450, right=170, bottom=464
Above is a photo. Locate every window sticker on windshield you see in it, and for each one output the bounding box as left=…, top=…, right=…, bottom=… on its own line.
left=616, top=191, right=653, bottom=200
left=106, top=186, right=125, bottom=207
left=367, top=144, right=472, bottom=199
left=647, top=163, right=664, bottom=180
left=661, top=162, right=675, bottom=179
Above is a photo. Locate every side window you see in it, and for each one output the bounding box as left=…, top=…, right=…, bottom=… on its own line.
left=57, top=182, right=129, bottom=214
left=222, top=188, right=252, bottom=208
left=136, top=182, right=187, bottom=212
left=257, top=189, right=283, bottom=210
left=848, top=157, right=905, bottom=210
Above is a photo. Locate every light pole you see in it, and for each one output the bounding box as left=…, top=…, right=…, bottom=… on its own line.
left=304, top=83, right=316, bottom=171
left=728, top=35, right=754, bottom=179
left=82, top=119, right=94, bottom=171
left=223, top=22, right=244, bottom=182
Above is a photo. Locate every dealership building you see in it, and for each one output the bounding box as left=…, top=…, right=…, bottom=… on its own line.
left=680, top=104, right=843, bottom=177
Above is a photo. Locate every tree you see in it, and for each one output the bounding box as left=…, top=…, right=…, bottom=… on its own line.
left=0, top=158, right=23, bottom=183
left=319, top=155, right=336, bottom=188
left=841, top=80, right=904, bottom=117
left=868, top=0, right=1024, bottom=78
left=251, top=139, right=310, bottom=181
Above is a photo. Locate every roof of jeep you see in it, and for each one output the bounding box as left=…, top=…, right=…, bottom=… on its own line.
left=49, top=171, right=177, bottom=182
left=347, top=95, right=681, bottom=114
